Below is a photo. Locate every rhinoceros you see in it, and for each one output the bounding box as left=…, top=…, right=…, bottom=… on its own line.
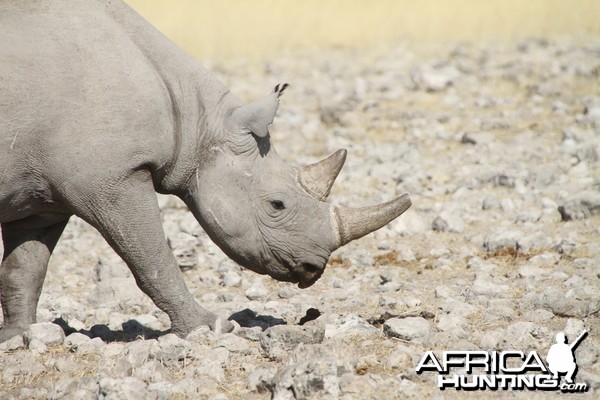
left=0, top=0, right=411, bottom=342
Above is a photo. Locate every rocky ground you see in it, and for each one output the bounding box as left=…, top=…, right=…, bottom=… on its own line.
left=1, top=37, right=599, bottom=399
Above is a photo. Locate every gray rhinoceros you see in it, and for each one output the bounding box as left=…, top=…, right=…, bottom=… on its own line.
left=0, top=0, right=411, bottom=342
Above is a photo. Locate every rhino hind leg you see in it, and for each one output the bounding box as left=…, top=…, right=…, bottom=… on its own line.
left=73, top=172, right=233, bottom=337
left=0, top=218, right=69, bottom=342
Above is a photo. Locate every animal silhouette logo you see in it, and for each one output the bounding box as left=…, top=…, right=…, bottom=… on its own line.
left=546, top=330, right=588, bottom=383
left=416, top=329, right=590, bottom=392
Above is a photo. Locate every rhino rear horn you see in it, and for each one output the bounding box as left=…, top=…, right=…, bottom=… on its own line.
left=231, top=83, right=288, bottom=137
left=299, top=149, right=347, bottom=201
left=333, top=193, right=411, bottom=246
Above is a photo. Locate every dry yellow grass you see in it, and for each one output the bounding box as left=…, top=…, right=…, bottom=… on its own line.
left=125, top=0, right=599, bottom=61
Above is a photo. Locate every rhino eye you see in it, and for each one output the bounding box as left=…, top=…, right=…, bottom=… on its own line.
left=270, top=200, right=286, bottom=211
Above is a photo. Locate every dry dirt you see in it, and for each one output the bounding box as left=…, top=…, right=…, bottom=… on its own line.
left=1, top=37, right=599, bottom=399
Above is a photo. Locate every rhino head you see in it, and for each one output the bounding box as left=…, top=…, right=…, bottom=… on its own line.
left=186, top=84, right=411, bottom=289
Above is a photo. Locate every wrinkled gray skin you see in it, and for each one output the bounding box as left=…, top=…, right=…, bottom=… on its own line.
left=0, top=0, right=411, bottom=342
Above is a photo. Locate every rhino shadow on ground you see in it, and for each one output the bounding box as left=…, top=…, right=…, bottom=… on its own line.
left=53, top=317, right=165, bottom=342
left=228, top=308, right=286, bottom=330
left=54, top=307, right=294, bottom=341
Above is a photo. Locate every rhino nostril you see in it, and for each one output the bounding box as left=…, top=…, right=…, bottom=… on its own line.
left=296, top=262, right=325, bottom=288
left=302, top=263, right=321, bottom=274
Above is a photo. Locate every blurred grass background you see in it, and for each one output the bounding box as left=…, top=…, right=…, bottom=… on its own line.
left=125, top=0, right=599, bottom=61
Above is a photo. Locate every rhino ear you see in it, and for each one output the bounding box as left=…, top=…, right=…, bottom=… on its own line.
left=231, top=83, right=288, bottom=137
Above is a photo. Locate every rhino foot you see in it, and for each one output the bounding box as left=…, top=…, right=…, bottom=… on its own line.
left=170, top=311, right=234, bottom=338
left=209, top=316, right=235, bottom=334
left=0, top=325, right=26, bottom=344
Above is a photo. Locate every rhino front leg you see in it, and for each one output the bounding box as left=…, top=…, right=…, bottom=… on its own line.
left=74, top=171, right=233, bottom=336
left=0, top=218, right=68, bottom=342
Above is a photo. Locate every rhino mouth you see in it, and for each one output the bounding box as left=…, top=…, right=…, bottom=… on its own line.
left=263, top=253, right=326, bottom=288
left=297, top=279, right=317, bottom=289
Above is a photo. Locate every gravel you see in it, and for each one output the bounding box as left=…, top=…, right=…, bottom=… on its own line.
left=1, top=37, right=600, bottom=398
left=383, top=317, right=432, bottom=341
left=260, top=323, right=325, bottom=361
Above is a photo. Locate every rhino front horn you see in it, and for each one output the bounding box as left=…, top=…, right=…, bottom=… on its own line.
left=299, top=149, right=347, bottom=201
left=333, top=193, right=412, bottom=246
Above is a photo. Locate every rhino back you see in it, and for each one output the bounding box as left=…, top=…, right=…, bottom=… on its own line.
left=0, top=0, right=179, bottom=222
